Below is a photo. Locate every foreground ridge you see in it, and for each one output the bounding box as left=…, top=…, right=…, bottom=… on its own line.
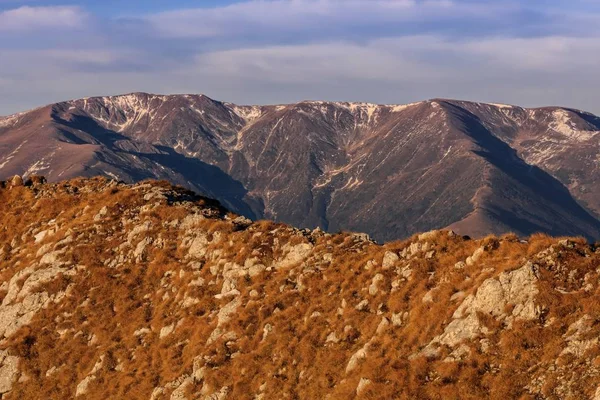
left=0, top=176, right=599, bottom=399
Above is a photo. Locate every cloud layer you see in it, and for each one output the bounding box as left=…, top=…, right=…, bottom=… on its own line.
left=0, top=0, right=599, bottom=115
left=0, top=6, right=87, bottom=32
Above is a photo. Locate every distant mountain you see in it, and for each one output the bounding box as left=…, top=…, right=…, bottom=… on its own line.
left=1, top=93, right=599, bottom=241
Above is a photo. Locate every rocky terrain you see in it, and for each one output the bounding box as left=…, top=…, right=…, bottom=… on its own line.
left=0, top=176, right=600, bottom=399
left=1, top=93, right=600, bottom=241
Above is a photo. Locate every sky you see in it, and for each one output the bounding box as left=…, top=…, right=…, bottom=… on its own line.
left=1, top=0, right=600, bottom=115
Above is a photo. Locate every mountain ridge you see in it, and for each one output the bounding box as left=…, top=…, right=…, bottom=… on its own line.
left=1, top=92, right=599, bottom=242
left=0, top=176, right=599, bottom=398
left=5, top=91, right=597, bottom=119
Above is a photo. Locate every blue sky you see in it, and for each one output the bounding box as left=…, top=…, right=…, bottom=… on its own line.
left=1, top=0, right=600, bottom=115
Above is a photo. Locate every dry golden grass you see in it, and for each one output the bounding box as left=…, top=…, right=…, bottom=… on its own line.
left=0, top=177, right=598, bottom=399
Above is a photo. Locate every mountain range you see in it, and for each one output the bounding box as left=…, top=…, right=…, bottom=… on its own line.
left=1, top=93, right=599, bottom=242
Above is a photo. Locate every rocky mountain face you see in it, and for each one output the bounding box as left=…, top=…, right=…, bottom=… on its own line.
left=0, top=176, right=600, bottom=399
left=0, top=93, right=599, bottom=241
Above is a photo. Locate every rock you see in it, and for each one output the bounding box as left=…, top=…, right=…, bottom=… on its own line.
left=560, top=315, right=598, bottom=357
left=355, top=299, right=369, bottom=312
left=399, top=265, right=412, bottom=279
left=437, top=313, right=486, bottom=348
left=36, top=243, right=52, bottom=257
left=422, top=290, right=434, bottom=303
left=424, top=262, right=541, bottom=356
left=127, top=221, right=152, bottom=243
left=369, top=274, right=385, bottom=295
left=450, top=291, right=465, bottom=302
left=364, top=260, right=376, bottom=270
left=34, top=228, right=55, bottom=243
left=273, top=243, right=313, bottom=269
left=558, top=239, right=575, bottom=249
left=244, top=258, right=266, bottom=277
left=8, top=176, right=23, bottom=187
left=134, top=328, right=150, bottom=337
left=232, top=216, right=252, bottom=227
left=346, top=343, right=368, bottom=373
left=262, top=323, right=273, bottom=341
left=179, top=214, right=206, bottom=229
left=466, top=247, right=485, bottom=266
left=160, top=323, right=175, bottom=338
left=454, top=261, right=466, bottom=269
left=93, top=206, right=108, bottom=222
left=356, top=378, right=372, bottom=396
left=75, top=355, right=104, bottom=397
left=170, top=378, right=194, bottom=399
left=351, top=232, right=371, bottom=242
left=382, top=251, right=399, bottom=269
left=326, top=332, right=340, bottom=344
left=418, top=230, right=438, bottom=241
left=391, top=312, right=407, bottom=327
left=203, top=386, right=229, bottom=400
left=40, top=249, right=66, bottom=265
left=207, top=297, right=241, bottom=344
left=400, top=242, right=430, bottom=259
left=376, top=317, right=390, bottom=334
left=0, top=263, right=77, bottom=339
left=187, top=234, right=209, bottom=258
left=134, top=237, right=153, bottom=262
left=143, top=188, right=167, bottom=202
left=453, top=262, right=541, bottom=322
left=0, top=350, right=18, bottom=394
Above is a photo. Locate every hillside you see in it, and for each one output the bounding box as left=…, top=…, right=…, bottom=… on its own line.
left=1, top=93, right=600, bottom=241
left=0, top=176, right=599, bottom=399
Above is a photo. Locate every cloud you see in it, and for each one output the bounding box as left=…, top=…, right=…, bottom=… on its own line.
left=0, top=6, right=87, bottom=32
left=462, top=36, right=600, bottom=72
left=190, top=34, right=600, bottom=81
left=3, top=34, right=600, bottom=116
left=144, top=0, right=497, bottom=40
left=1, top=1, right=600, bottom=116
left=183, top=35, right=600, bottom=106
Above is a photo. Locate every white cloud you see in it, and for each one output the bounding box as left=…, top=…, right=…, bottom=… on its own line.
left=1, top=2, right=600, bottom=116
left=462, top=36, right=600, bottom=72
left=192, top=38, right=441, bottom=84
left=4, top=34, right=600, bottom=116
left=0, top=6, right=87, bottom=32
left=190, top=35, right=600, bottom=84
left=144, top=0, right=485, bottom=38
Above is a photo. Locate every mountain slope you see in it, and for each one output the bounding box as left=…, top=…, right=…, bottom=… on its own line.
left=1, top=93, right=599, bottom=241
left=0, top=177, right=600, bottom=399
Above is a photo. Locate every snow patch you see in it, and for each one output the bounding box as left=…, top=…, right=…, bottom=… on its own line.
left=229, top=105, right=263, bottom=123
left=0, top=112, right=27, bottom=128
left=341, top=177, right=363, bottom=190
left=24, top=160, right=51, bottom=177
left=488, top=103, right=514, bottom=109
left=24, top=150, right=55, bottom=177
left=0, top=141, right=27, bottom=170
left=550, top=109, right=598, bottom=141
left=103, top=171, right=120, bottom=181
left=389, top=102, right=421, bottom=112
